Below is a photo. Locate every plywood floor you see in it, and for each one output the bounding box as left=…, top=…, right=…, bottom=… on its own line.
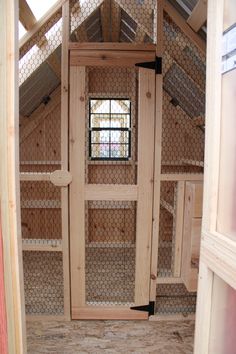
left=27, top=320, right=195, bottom=353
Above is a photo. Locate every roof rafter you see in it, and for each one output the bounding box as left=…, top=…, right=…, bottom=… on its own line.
left=163, top=0, right=206, bottom=54
left=19, top=0, right=37, bottom=30
left=187, top=0, right=207, bottom=32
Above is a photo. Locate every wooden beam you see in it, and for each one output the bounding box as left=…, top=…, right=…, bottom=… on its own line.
left=70, top=66, right=86, bottom=316
left=85, top=184, right=138, bottom=201
left=101, top=0, right=111, bottom=42
left=187, top=0, right=207, bottom=32
left=72, top=307, right=148, bottom=320
left=111, top=0, right=121, bottom=42
left=20, top=0, right=65, bottom=50
left=163, top=0, right=206, bottom=55
left=61, top=0, right=70, bottom=320
left=150, top=0, right=164, bottom=302
left=70, top=49, right=155, bottom=67
left=19, top=0, right=37, bottom=30
left=0, top=0, right=26, bottom=352
left=135, top=68, right=155, bottom=306
left=69, top=42, right=156, bottom=51
left=46, top=52, right=61, bottom=79
left=173, top=181, right=185, bottom=277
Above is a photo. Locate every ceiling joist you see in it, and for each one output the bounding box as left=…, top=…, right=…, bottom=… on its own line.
left=187, top=0, right=207, bottom=32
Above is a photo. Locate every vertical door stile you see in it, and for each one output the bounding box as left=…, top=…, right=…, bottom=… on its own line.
left=135, top=68, right=156, bottom=306
left=70, top=66, right=86, bottom=318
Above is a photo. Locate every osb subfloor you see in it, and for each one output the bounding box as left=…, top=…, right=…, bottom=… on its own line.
left=27, top=320, right=195, bottom=354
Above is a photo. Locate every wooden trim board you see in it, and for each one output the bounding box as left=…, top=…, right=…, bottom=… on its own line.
left=72, top=307, right=148, bottom=320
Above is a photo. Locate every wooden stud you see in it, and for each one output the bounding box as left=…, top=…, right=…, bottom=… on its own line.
left=101, top=0, right=111, bottom=42
left=173, top=181, right=185, bottom=277
left=70, top=66, right=86, bottom=317
left=111, top=0, right=121, bottom=42
left=135, top=68, right=155, bottom=306
left=150, top=0, right=163, bottom=302
left=0, top=0, right=26, bottom=351
left=61, top=0, right=70, bottom=320
left=187, top=0, right=207, bottom=32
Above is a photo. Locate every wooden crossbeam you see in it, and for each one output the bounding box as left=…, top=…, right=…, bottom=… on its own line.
left=187, top=0, right=207, bottom=32
left=20, top=0, right=65, bottom=49
left=163, top=0, right=206, bottom=54
left=19, top=0, right=37, bottom=30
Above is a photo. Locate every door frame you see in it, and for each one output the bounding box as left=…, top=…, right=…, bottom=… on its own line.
left=69, top=44, right=156, bottom=320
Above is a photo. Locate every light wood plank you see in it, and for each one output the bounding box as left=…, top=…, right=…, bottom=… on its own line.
left=160, top=173, right=203, bottom=181
left=70, top=66, right=86, bottom=313
left=20, top=173, right=51, bottom=181
left=135, top=68, right=155, bottom=306
left=70, top=49, right=155, bottom=67
left=187, top=0, right=207, bottom=32
left=20, top=0, right=65, bottom=49
left=61, top=0, right=70, bottom=320
left=111, top=0, right=121, bottom=42
left=101, top=0, right=111, bottom=42
left=163, top=0, right=206, bottom=55
left=194, top=261, right=213, bottom=354
left=68, top=42, right=156, bottom=51
left=150, top=0, right=164, bottom=301
left=85, top=184, right=138, bottom=201
left=19, top=0, right=37, bottom=31
left=0, top=0, right=26, bottom=352
left=173, top=181, right=185, bottom=277
left=22, top=239, right=62, bottom=252
left=72, top=307, right=148, bottom=320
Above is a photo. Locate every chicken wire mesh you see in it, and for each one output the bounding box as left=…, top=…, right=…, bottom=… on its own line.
left=23, top=251, right=64, bottom=315
left=85, top=201, right=136, bottom=306
left=70, top=0, right=156, bottom=43
left=155, top=283, right=196, bottom=316
left=158, top=181, right=176, bottom=278
left=161, top=13, right=205, bottom=174
left=85, top=66, right=138, bottom=185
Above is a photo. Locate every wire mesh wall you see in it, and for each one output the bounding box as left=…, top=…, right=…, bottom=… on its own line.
left=155, top=283, right=196, bottom=315
left=70, top=0, right=156, bottom=43
left=158, top=181, right=176, bottom=278
left=85, top=201, right=136, bottom=306
left=20, top=181, right=62, bottom=240
left=161, top=13, right=205, bottom=174
left=23, top=251, right=64, bottom=315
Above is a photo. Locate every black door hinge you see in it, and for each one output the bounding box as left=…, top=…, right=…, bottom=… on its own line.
left=130, top=301, right=155, bottom=316
left=135, top=56, right=162, bottom=75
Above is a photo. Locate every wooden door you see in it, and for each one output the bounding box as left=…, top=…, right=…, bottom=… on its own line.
left=194, top=0, right=236, bottom=352
left=69, top=45, right=156, bottom=320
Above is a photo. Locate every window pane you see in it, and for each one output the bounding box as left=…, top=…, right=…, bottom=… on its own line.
left=110, top=114, right=130, bottom=128
left=91, top=99, right=110, bottom=114
left=91, top=131, right=110, bottom=144
left=110, top=144, right=129, bottom=158
left=90, top=114, right=110, bottom=128
left=111, top=131, right=129, bottom=144
left=111, top=99, right=130, bottom=114
left=91, top=144, right=110, bottom=158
